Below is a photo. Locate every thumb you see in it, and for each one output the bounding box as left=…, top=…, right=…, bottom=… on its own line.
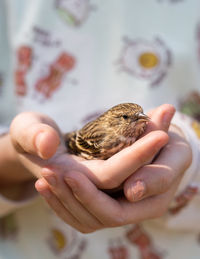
left=10, top=112, right=60, bottom=159
left=145, top=104, right=176, bottom=134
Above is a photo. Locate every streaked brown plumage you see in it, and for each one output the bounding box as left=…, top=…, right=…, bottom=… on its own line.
left=65, top=103, right=149, bottom=160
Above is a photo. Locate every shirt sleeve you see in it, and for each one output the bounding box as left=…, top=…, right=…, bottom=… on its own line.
left=171, top=112, right=200, bottom=193
left=160, top=112, right=200, bottom=231
left=0, top=127, right=39, bottom=217
left=0, top=182, right=38, bottom=217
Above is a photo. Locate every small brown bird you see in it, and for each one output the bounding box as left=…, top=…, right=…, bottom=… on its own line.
left=65, top=103, right=149, bottom=160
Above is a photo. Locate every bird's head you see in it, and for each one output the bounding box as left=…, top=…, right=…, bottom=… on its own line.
left=101, top=103, right=150, bottom=138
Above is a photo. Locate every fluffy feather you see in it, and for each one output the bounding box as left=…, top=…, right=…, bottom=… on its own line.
left=65, top=103, right=149, bottom=160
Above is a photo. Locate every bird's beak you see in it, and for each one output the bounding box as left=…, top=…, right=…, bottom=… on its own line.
left=136, top=112, right=150, bottom=122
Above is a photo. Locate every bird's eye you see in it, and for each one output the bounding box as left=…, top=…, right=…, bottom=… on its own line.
left=122, top=115, right=128, bottom=119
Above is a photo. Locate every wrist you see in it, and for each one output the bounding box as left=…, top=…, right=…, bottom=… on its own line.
left=0, top=133, right=35, bottom=187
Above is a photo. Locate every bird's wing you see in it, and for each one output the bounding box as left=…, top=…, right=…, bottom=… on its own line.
left=64, top=131, right=79, bottom=154
left=77, top=122, right=106, bottom=154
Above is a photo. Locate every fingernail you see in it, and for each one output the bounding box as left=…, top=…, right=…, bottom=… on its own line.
left=35, top=179, right=52, bottom=198
left=163, top=110, right=175, bottom=125
left=131, top=181, right=146, bottom=202
left=35, top=132, right=45, bottom=157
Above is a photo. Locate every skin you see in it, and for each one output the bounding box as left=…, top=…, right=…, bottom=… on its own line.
left=0, top=104, right=192, bottom=233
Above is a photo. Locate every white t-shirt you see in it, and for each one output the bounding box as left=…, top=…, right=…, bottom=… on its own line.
left=1, top=0, right=200, bottom=258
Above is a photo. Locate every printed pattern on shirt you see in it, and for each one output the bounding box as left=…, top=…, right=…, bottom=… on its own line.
left=47, top=226, right=87, bottom=258
left=117, top=37, right=172, bottom=87
left=108, top=241, right=129, bottom=259
left=35, top=51, right=76, bottom=99
left=126, top=224, right=164, bottom=259
left=169, top=185, right=199, bottom=215
left=15, top=46, right=33, bottom=96
left=32, top=26, right=61, bottom=48
left=55, top=0, right=94, bottom=26
left=0, top=213, right=18, bottom=240
left=179, top=91, right=200, bottom=122
left=31, top=26, right=76, bottom=100
left=191, top=120, right=200, bottom=139
left=15, top=26, right=77, bottom=100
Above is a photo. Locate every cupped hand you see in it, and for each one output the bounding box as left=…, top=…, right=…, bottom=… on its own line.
left=33, top=104, right=184, bottom=233
left=35, top=124, right=191, bottom=234
left=10, top=104, right=172, bottom=184
left=9, top=112, right=61, bottom=179
left=123, top=124, right=192, bottom=203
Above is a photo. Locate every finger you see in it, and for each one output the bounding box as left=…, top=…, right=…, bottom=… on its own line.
left=84, top=130, right=169, bottom=189
left=145, top=104, right=175, bottom=133
left=63, top=171, right=126, bottom=227
left=41, top=168, right=102, bottom=230
left=124, top=128, right=192, bottom=202
left=120, top=175, right=182, bottom=223
left=63, top=169, right=181, bottom=226
left=35, top=178, right=97, bottom=233
left=10, top=112, right=60, bottom=159
left=154, top=129, right=192, bottom=173
left=61, top=169, right=183, bottom=227
left=124, top=164, right=174, bottom=202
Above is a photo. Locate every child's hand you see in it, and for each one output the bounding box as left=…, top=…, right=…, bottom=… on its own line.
left=9, top=112, right=62, bottom=179
left=35, top=124, right=191, bottom=234
left=9, top=104, right=171, bottom=186
left=34, top=104, right=189, bottom=233
left=123, top=124, right=192, bottom=203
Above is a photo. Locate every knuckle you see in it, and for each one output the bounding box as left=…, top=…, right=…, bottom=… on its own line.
left=10, top=112, right=31, bottom=129
left=158, top=167, right=173, bottom=193
left=110, top=213, right=125, bottom=227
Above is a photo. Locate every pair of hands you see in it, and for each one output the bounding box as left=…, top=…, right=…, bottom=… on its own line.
left=10, top=104, right=192, bottom=233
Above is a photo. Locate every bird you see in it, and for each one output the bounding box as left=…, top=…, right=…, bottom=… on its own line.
left=64, top=103, right=150, bottom=160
